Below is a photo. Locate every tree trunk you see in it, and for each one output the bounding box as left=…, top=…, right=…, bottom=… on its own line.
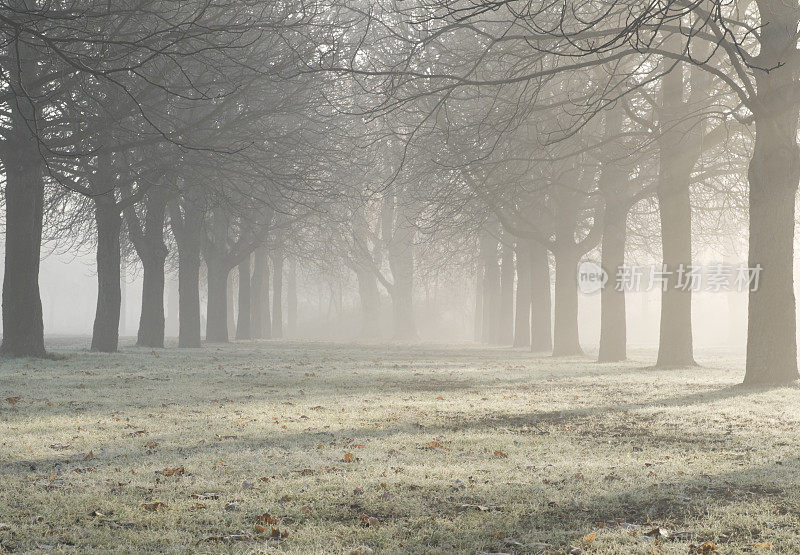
left=169, top=196, right=203, bottom=348
left=236, top=257, right=252, bottom=340
left=1, top=143, right=46, bottom=357
left=177, top=247, right=201, bottom=348
left=655, top=177, right=696, bottom=367
left=91, top=196, right=122, bottom=352
left=388, top=206, right=417, bottom=340
left=251, top=247, right=271, bottom=339
left=205, top=261, right=230, bottom=342
left=272, top=251, right=284, bottom=339
left=743, top=5, right=800, bottom=384
left=480, top=233, right=500, bottom=343
left=513, top=243, right=531, bottom=347
left=287, top=258, right=297, bottom=336
left=552, top=246, right=581, bottom=356
left=137, top=252, right=166, bottom=348
left=226, top=271, right=235, bottom=339
left=498, top=240, right=515, bottom=345
left=120, top=259, right=127, bottom=337
left=356, top=268, right=381, bottom=338
left=474, top=265, right=484, bottom=342
left=530, top=242, right=552, bottom=352
left=598, top=208, right=627, bottom=362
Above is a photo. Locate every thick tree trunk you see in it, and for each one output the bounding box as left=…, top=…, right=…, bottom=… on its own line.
left=251, top=247, right=271, bottom=339
left=356, top=268, right=381, bottom=338
left=177, top=248, right=201, bottom=348
left=137, top=253, right=166, bottom=348
left=1, top=144, right=45, bottom=357
left=120, top=260, right=127, bottom=337
left=480, top=233, right=500, bottom=344
left=388, top=210, right=417, bottom=340
left=474, top=265, right=484, bottom=342
left=226, top=271, right=235, bottom=339
left=287, top=258, right=297, bottom=336
left=743, top=7, right=800, bottom=384
left=498, top=240, right=515, bottom=345
left=655, top=177, right=696, bottom=367
left=91, top=196, right=122, bottom=352
left=513, top=243, right=531, bottom=347
left=169, top=197, right=203, bottom=348
left=236, top=257, right=252, bottom=340
left=205, top=261, right=230, bottom=342
left=552, top=247, right=581, bottom=356
left=530, top=242, right=552, bottom=352
left=272, top=251, right=284, bottom=339
left=598, top=209, right=627, bottom=362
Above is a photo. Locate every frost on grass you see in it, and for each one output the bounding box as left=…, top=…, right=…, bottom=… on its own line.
left=1, top=341, right=799, bottom=553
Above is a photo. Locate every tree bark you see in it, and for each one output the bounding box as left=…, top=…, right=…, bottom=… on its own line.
left=287, top=258, right=297, bottom=336
left=356, top=268, right=381, bottom=338
left=1, top=143, right=46, bottom=357
left=177, top=247, right=201, bottom=347
left=498, top=240, right=515, bottom=345
left=480, top=232, right=500, bottom=344
left=552, top=246, right=582, bottom=356
left=236, top=257, right=252, bottom=340
left=655, top=177, right=696, bottom=367
left=91, top=195, right=122, bottom=352
left=530, top=243, right=552, bottom=352
left=743, top=3, right=800, bottom=384
left=513, top=242, right=531, bottom=347
left=388, top=203, right=417, bottom=340
left=474, top=265, right=484, bottom=342
left=272, top=251, right=284, bottom=339
left=137, top=251, right=167, bottom=348
left=1, top=38, right=46, bottom=358
left=205, top=260, right=230, bottom=342
left=598, top=208, right=627, bottom=362
left=251, top=247, right=271, bottom=339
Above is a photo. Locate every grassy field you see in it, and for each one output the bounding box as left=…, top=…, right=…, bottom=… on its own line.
left=0, top=340, right=798, bottom=553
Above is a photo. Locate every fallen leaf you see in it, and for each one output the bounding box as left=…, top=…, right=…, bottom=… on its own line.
left=583, top=533, right=596, bottom=543
left=156, top=466, right=184, bottom=477
left=256, top=513, right=277, bottom=525
left=343, top=453, right=355, bottom=463
left=695, top=541, right=718, bottom=554
left=5, top=397, right=20, bottom=405
left=359, top=513, right=379, bottom=527
left=493, top=450, right=508, bottom=459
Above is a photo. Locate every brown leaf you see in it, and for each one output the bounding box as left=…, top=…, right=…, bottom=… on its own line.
left=156, top=466, right=184, bottom=477
left=270, top=526, right=289, bottom=540
left=493, top=450, right=508, bottom=459
left=343, top=453, right=355, bottom=463
left=695, top=541, right=719, bottom=554
left=5, top=397, right=20, bottom=405
left=359, top=513, right=379, bottom=527
left=425, top=441, right=447, bottom=450
left=256, top=513, right=277, bottom=525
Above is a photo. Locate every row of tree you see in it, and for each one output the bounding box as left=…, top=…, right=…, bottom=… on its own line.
left=0, top=0, right=795, bottom=387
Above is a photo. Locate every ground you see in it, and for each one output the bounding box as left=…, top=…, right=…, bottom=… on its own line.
left=0, top=340, right=798, bottom=554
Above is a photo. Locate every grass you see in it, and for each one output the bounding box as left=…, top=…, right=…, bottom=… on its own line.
left=0, top=340, right=798, bottom=553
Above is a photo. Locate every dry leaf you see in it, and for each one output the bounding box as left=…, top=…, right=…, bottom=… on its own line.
left=493, top=450, right=508, bottom=459
left=256, top=513, right=277, bottom=525
left=254, top=524, right=266, bottom=534
left=5, top=397, right=20, bottom=405
left=582, top=533, right=596, bottom=543
left=156, top=466, right=184, bottom=476
left=359, top=513, right=379, bottom=527
left=695, top=541, right=718, bottom=554
left=343, top=453, right=355, bottom=463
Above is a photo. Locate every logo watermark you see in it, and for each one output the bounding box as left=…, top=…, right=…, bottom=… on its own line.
left=578, top=262, right=762, bottom=293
